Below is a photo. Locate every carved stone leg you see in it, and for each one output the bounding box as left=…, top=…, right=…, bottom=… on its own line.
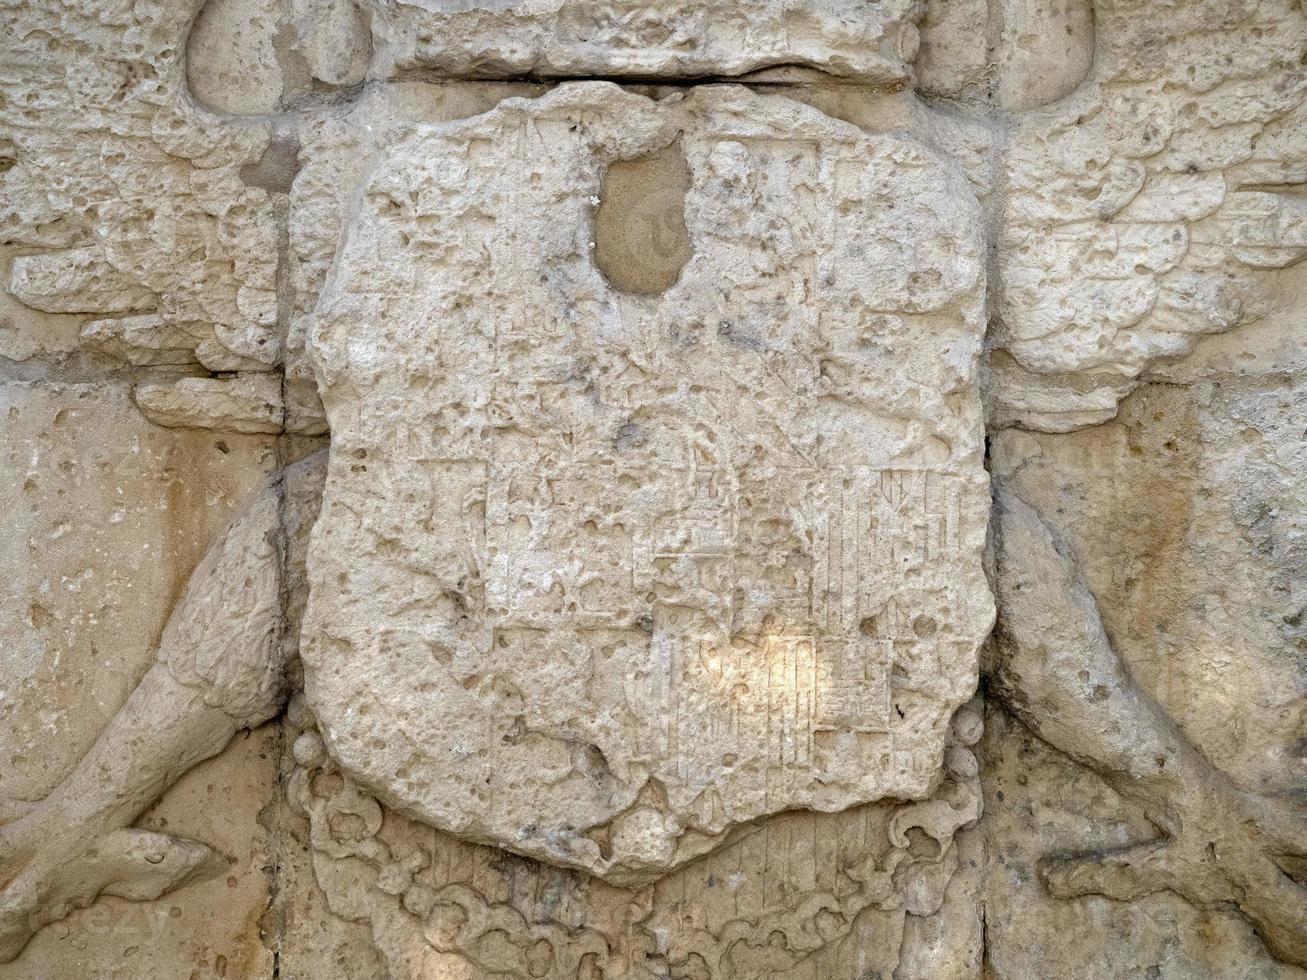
left=0, top=452, right=326, bottom=963
left=0, top=665, right=240, bottom=960
left=991, top=488, right=1307, bottom=967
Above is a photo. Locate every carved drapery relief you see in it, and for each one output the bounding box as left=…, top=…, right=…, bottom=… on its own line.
left=1, top=0, right=1305, bottom=977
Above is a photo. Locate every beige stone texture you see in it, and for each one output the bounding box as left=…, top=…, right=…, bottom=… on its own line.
left=1, top=0, right=1306, bottom=976
left=186, top=0, right=372, bottom=116
left=993, top=379, right=1307, bottom=797
left=989, top=0, right=1307, bottom=432
left=0, top=383, right=278, bottom=798
left=981, top=707, right=1306, bottom=980
left=0, top=381, right=281, bottom=974
left=133, top=374, right=286, bottom=435
left=301, top=81, right=992, bottom=884
left=0, top=0, right=280, bottom=361
left=368, top=0, right=922, bottom=85
left=3, top=725, right=281, bottom=980
left=280, top=692, right=984, bottom=979
left=982, top=275, right=1307, bottom=974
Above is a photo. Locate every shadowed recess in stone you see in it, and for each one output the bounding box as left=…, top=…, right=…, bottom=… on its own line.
left=593, top=141, right=692, bottom=296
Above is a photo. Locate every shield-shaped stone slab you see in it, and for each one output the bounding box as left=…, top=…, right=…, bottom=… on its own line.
left=303, top=83, right=993, bottom=885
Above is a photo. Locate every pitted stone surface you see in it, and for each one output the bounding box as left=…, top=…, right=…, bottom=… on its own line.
left=371, top=0, right=921, bottom=83
left=302, top=82, right=992, bottom=884
left=10, top=0, right=1307, bottom=973
left=987, top=0, right=1307, bottom=432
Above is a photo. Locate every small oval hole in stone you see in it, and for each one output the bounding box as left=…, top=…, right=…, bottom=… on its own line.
left=592, top=141, right=692, bottom=296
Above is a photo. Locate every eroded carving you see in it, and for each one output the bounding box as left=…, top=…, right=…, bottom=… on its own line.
left=286, top=693, right=984, bottom=979
left=2, top=0, right=1305, bottom=973
left=592, top=141, right=693, bottom=296
left=368, top=0, right=922, bottom=85
left=0, top=453, right=323, bottom=961
left=301, top=82, right=993, bottom=884
left=991, top=489, right=1307, bottom=967
left=988, top=0, right=1307, bottom=432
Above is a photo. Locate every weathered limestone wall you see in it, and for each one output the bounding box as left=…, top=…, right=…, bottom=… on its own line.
left=0, top=1, right=1303, bottom=978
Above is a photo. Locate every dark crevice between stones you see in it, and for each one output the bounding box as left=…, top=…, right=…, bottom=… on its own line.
left=391, top=65, right=877, bottom=89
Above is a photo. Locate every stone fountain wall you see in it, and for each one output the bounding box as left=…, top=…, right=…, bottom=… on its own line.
left=1, top=1, right=1304, bottom=977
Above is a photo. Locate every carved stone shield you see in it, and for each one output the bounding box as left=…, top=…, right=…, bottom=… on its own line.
left=302, top=83, right=993, bottom=884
